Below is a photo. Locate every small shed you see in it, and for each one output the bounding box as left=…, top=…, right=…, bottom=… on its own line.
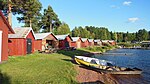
left=94, top=39, right=102, bottom=46
left=108, top=40, right=116, bottom=45
left=34, top=33, right=58, bottom=51
left=88, top=39, right=94, bottom=46
left=101, top=40, right=109, bottom=46
left=81, top=38, right=89, bottom=47
left=8, top=27, right=35, bottom=56
left=71, top=37, right=83, bottom=48
left=55, top=34, right=72, bottom=49
left=0, top=11, right=15, bottom=62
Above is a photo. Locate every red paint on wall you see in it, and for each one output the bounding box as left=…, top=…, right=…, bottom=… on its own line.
left=81, top=40, right=89, bottom=47
left=0, top=11, right=14, bottom=61
left=109, top=41, right=116, bottom=45
left=58, top=36, right=72, bottom=49
left=34, top=40, right=42, bottom=51
left=34, top=33, right=57, bottom=51
left=8, top=39, right=26, bottom=56
left=71, top=38, right=82, bottom=48
left=8, top=31, right=35, bottom=56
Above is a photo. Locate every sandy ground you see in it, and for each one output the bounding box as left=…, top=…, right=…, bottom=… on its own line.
left=76, top=65, right=119, bottom=84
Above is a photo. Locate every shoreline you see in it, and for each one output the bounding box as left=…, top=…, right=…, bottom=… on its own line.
left=75, top=47, right=119, bottom=83
left=75, top=65, right=119, bottom=84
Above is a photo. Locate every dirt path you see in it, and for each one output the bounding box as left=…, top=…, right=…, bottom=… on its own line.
left=76, top=65, right=119, bottom=84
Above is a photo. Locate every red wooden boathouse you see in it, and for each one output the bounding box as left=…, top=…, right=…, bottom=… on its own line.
left=71, top=37, right=83, bottom=48
left=8, top=27, right=35, bottom=56
left=88, top=39, right=94, bottom=46
left=108, top=40, right=116, bottom=46
left=0, top=11, right=15, bottom=62
left=94, top=39, right=102, bottom=46
left=55, top=34, right=72, bottom=49
left=34, top=33, right=58, bottom=51
left=81, top=38, right=89, bottom=47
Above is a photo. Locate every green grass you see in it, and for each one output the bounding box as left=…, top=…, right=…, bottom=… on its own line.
left=81, top=45, right=117, bottom=53
left=0, top=53, right=77, bottom=84
left=0, top=45, right=117, bottom=84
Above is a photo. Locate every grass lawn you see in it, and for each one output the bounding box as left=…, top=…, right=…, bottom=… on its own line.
left=0, top=46, right=116, bottom=84
left=0, top=53, right=77, bottom=84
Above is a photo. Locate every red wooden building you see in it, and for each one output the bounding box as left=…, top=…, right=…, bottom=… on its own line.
left=94, top=39, right=102, bottom=46
left=0, top=11, right=15, bottom=62
left=108, top=40, right=116, bottom=45
left=81, top=38, right=89, bottom=47
left=8, top=27, right=35, bottom=56
left=71, top=37, right=83, bottom=48
left=88, top=39, right=94, bottom=46
left=34, top=33, right=58, bottom=51
left=101, top=40, right=109, bottom=46
left=55, top=34, right=72, bottom=49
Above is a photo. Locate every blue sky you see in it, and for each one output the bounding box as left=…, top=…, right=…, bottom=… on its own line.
left=12, top=0, right=150, bottom=32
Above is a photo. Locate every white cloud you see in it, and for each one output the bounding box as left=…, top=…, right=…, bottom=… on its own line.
left=128, top=17, right=139, bottom=23
left=123, top=1, right=132, bottom=6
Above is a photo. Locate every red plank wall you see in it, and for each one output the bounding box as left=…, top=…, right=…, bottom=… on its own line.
left=0, top=16, right=9, bottom=60
left=34, top=40, right=42, bottom=51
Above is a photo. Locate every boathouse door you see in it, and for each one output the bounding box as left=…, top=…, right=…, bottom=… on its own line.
left=77, top=42, right=81, bottom=48
left=0, top=31, right=2, bottom=62
left=27, top=38, right=32, bottom=54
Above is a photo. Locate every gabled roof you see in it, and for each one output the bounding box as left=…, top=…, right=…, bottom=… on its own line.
left=0, top=11, right=15, bottom=34
left=8, top=27, right=36, bottom=39
left=101, top=40, right=109, bottom=42
left=108, top=40, right=115, bottom=42
left=88, top=39, right=94, bottom=42
left=35, top=32, right=57, bottom=40
left=55, top=34, right=71, bottom=40
left=94, top=39, right=101, bottom=42
left=81, top=38, right=89, bottom=42
left=72, top=37, right=81, bottom=42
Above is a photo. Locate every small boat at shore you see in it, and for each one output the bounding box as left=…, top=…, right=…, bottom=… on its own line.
left=74, top=56, right=142, bottom=75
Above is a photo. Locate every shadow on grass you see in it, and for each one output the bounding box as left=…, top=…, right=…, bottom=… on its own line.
left=0, top=70, right=11, bottom=84
left=57, top=49, right=94, bottom=58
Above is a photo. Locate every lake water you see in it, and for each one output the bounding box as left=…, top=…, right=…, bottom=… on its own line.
left=95, top=49, right=150, bottom=84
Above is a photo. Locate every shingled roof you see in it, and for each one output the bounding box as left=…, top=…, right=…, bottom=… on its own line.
left=35, top=32, right=55, bottom=40
left=8, top=27, right=35, bottom=39
left=81, top=38, right=89, bottom=42
left=72, top=37, right=81, bottom=42
left=94, top=39, right=101, bottom=42
left=88, top=39, right=94, bottom=42
left=55, top=34, right=72, bottom=40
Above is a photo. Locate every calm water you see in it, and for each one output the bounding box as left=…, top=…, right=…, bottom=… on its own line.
left=95, top=49, right=150, bottom=84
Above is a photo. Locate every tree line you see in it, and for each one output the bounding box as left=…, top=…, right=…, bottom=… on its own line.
left=0, top=0, right=150, bottom=42
left=71, top=26, right=150, bottom=42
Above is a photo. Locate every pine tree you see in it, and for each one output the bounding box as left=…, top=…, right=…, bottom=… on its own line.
left=0, top=0, right=25, bottom=26
left=17, top=0, right=42, bottom=32
left=41, top=5, right=60, bottom=32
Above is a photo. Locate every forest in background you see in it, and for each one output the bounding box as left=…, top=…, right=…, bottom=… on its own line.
left=0, top=0, right=150, bottom=42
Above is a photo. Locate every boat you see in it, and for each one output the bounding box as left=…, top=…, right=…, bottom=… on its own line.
left=74, top=56, right=142, bottom=74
